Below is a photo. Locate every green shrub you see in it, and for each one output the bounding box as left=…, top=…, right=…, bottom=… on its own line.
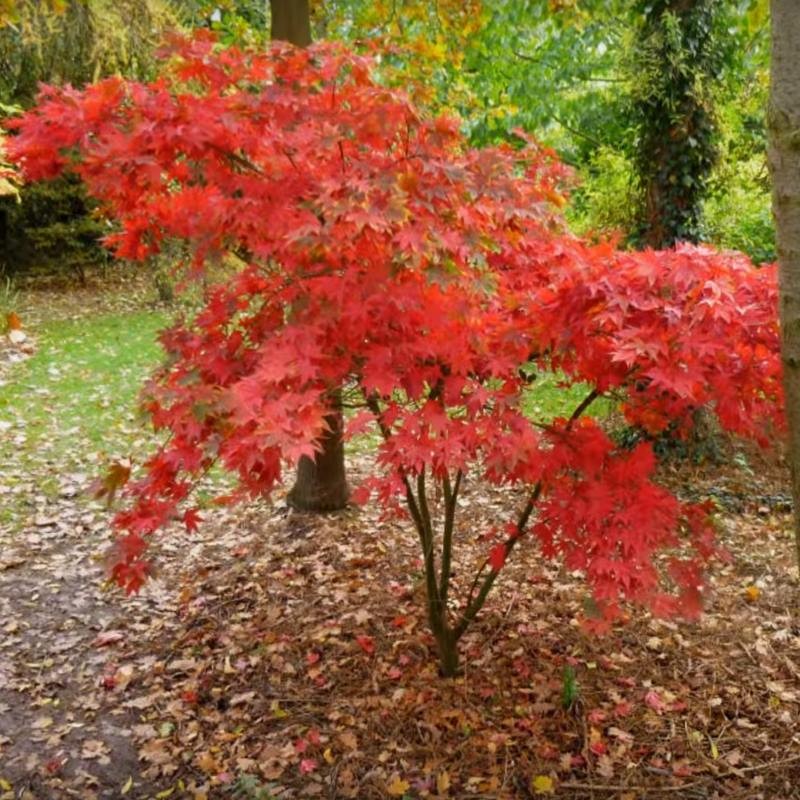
left=0, top=174, right=109, bottom=282
left=566, top=146, right=637, bottom=242
left=702, top=155, right=774, bottom=263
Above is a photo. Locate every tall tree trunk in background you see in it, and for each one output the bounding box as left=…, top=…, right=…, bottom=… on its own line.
left=631, top=0, right=719, bottom=249
left=269, top=0, right=348, bottom=512
left=768, top=0, right=800, bottom=571
left=269, top=0, right=311, bottom=47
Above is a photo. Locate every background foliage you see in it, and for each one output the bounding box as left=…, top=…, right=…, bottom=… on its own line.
left=0, top=0, right=776, bottom=281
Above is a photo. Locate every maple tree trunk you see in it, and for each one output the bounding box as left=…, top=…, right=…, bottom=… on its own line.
left=768, top=0, right=800, bottom=571
left=269, top=0, right=311, bottom=47
left=270, top=0, right=348, bottom=512
left=286, top=394, right=349, bottom=512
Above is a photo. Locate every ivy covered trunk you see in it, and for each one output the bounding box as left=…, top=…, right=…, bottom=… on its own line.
left=632, top=0, right=719, bottom=249
left=270, top=0, right=348, bottom=512
left=768, top=0, right=800, bottom=570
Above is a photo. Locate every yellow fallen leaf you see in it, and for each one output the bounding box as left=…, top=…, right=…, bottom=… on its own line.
left=437, top=770, right=451, bottom=795
left=745, top=585, right=761, bottom=602
left=386, top=774, right=410, bottom=796
left=270, top=699, right=288, bottom=719
left=155, top=787, right=174, bottom=799
left=323, top=747, right=335, bottom=765
left=195, top=752, right=218, bottom=774
left=121, top=776, right=134, bottom=795
left=0, top=778, right=11, bottom=791
left=531, top=775, right=555, bottom=795
left=709, top=738, right=719, bottom=760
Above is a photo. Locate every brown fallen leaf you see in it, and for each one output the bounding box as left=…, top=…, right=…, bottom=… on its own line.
left=92, top=630, right=125, bottom=648
left=81, top=739, right=109, bottom=760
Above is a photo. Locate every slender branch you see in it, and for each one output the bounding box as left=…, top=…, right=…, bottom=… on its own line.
left=568, top=388, right=600, bottom=428
left=282, top=148, right=300, bottom=174
left=415, top=468, right=445, bottom=628
left=417, top=470, right=435, bottom=550
left=454, top=388, right=601, bottom=639
left=461, top=555, right=490, bottom=619
left=439, top=469, right=462, bottom=604
left=455, top=481, right=542, bottom=640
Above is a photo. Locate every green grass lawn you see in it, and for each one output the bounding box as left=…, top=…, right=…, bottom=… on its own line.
left=0, top=305, right=613, bottom=529
left=521, top=372, right=614, bottom=423
left=0, top=310, right=167, bottom=526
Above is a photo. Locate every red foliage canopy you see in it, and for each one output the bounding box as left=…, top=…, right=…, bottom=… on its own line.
left=6, top=34, right=783, bottom=642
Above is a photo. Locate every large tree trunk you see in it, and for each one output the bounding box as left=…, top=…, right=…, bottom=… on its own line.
left=769, top=0, right=800, bottom=570
left=632, top=0, right=718, bottom=249
left=269, top=0, right=348, bottom=512
left=286, top=394, right=349, bottom=511
left=269, top=0, right=311, bottom=48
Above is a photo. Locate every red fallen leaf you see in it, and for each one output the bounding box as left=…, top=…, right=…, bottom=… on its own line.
left=589, top=740, right=608, bottom=756
left=299, top=758, right=317, bottom=775
left=294, top=738, right=308, bottom=754
left=388, top=666, right=403, bottom=680
left=587, top=708, right=607, bottom=725
left=391, top=615, right=408, bottom=628
left=44, top=756, right=66, bottom=774
left=356, top=635, right=375, bottom=655
left=307, top=728, right=321, bottom=746
left=306, top=650, right=321, bottom=666
left=182, top=689, right=199, bottom=704
left=644, top=690, right=667, bottom=714
left=101, top=673, right=117, bottom=690
left=613, top=700, right=633, bottom=717
left=6, top=311, right=22, bottom=331
left=92, top=630, right=125, bottom=647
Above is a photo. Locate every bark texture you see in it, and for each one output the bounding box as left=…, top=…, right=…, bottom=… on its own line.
left=768, top=0, right=800, bottom=569
left=269, top=0, right=311, bottom=48
left=286, top=397, right=349, bottom=512
left=268, top=0, right=348, bottom=512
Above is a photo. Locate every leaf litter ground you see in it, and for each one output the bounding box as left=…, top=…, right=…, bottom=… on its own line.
left=1, top=276, right=799, bottom=799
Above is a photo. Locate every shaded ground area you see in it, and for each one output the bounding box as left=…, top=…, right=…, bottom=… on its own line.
left=1, top=277, right=799, bottom=799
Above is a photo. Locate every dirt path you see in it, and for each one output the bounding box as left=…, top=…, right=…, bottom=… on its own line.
left=0, top=482, right=171, bottom=798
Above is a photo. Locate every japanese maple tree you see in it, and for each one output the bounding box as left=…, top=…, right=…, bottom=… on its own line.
left=5, top=34, right=783, bottom=676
